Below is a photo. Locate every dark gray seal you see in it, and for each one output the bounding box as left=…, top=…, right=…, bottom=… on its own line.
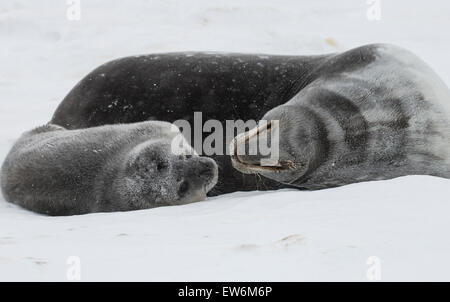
left=0, top=121, right=218, bottom=216
left=49, top=43, right=450, bottom=192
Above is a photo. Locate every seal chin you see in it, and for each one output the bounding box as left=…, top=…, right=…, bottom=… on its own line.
left=231, top=151, right=305, bottom=185
left=175, top=191, right=206, bottom=205
left=231, top=153, right=300, bottom=186
left=230, top=153, right=295, bottom=174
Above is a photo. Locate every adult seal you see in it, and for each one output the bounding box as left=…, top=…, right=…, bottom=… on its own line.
left=0, top=121, right=218, bottom=215
left=231, top=44, right=450, bottom=188
left=50, top=44, right=450, bottom=192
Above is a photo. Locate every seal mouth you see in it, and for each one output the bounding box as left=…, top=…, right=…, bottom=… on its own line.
left=230, top=121, right=296, bottom=173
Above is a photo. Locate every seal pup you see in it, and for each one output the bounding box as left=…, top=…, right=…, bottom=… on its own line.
left=0, top=121, right=218, bottom=215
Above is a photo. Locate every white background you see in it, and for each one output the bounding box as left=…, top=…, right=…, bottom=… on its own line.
left=0, top=0, right=449, bottom=281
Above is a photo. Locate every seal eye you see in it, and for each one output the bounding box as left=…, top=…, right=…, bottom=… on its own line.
left=157, top=162, right=168, bottom=171
left=178, top=181, right=189, bottom=195
left=179, top=154, right=193, bottom=160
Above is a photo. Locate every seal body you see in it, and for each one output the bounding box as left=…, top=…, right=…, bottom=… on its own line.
left=51, top=44, right=450, bottom=192
left=0, top=122, right=218, bottom=215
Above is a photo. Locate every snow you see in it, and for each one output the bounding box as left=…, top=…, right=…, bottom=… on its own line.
left=1, top=0, right=450, bottom=281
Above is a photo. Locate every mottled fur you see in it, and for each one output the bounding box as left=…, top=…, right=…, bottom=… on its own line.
left=1, top=121, right=218, bottom=215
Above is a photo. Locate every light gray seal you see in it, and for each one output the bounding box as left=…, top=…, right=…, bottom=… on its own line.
left=0, top=121, right=218, bottom=215
left=231, top=44, right=450, bottom=189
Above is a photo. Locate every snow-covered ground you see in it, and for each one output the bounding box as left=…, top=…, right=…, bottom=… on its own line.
left=1, top=0, right=449, bottom=281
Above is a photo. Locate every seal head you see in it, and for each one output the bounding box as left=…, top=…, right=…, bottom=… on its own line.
left=231, top=105, right=327, bottom=186
left=108, top=139, right=218, bottom=211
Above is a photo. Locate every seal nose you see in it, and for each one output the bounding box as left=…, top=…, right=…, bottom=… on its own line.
left=183, top=157, right=218, bottom=185
left=176, top=157, right=218, bottom=198
left=196, top=158, right=217, bottom=180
